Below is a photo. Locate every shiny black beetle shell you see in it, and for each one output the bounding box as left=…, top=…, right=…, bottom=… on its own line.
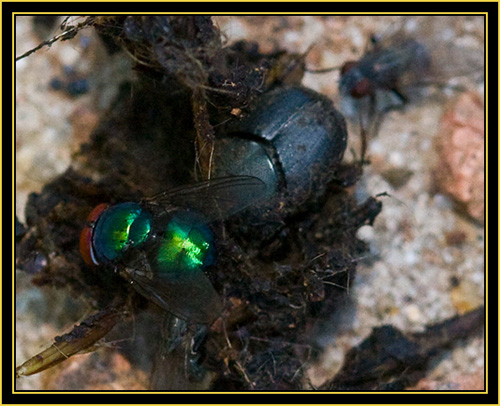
left=213, top=85, right=348, bottom=224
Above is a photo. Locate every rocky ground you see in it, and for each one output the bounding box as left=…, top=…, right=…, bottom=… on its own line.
left=15, top=15, right=485, bottom=391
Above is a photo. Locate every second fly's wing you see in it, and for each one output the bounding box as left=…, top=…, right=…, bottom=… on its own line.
left=372, top=16, right=484, bottom=91
left=143, top=176, right=267, bottom=222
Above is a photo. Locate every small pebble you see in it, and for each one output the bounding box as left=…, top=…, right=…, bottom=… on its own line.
left=404, top=303, right=423, bottom=323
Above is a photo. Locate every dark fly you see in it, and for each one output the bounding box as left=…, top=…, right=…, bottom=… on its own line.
left=338, top=16, right=484, bottom=136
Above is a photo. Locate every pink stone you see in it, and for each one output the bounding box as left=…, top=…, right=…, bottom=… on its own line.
left=434, top=92, right=485, bottom=223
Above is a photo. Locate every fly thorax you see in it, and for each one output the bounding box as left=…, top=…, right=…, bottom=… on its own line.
left=149, top=211, right=216, bottom=277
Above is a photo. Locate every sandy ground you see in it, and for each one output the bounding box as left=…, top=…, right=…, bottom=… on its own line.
left=15, top=15, right=485, bottom=391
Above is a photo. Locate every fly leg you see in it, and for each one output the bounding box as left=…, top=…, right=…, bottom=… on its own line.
left=184, top=324, right=209, bottom=383
left=357, top=111, right=368, bottom=167
left=390, top=86, right=408, bottom=105
left=150, top=313, right=209, bottom=389
left=369, top=86, right=408, bottom=138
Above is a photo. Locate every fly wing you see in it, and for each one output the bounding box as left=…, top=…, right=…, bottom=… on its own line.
left=373, top=16, right=484, bottom=88
left=143, top=176, right=267, bottom=222
left=127, top=265, right=223, bottom=324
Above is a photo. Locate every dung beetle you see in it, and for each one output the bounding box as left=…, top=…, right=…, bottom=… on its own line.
left=211, top=85, right=348, bottom=230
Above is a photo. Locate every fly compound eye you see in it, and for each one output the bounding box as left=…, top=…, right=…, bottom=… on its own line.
left=80, top=203, right=109, bottom=266
left=351, top=78, right=372, bottom=98
left=340, top=60, right=358, bottom=75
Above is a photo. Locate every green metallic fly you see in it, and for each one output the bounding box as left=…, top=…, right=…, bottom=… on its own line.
left=80, top=176, right=266, bottom=324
